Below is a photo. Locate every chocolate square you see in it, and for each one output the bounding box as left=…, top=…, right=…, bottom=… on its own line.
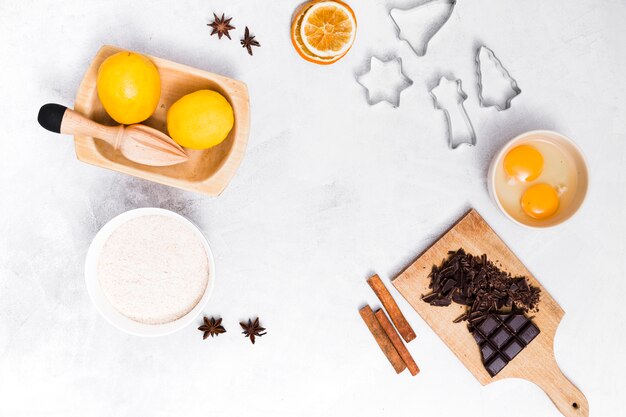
left=485, top=354, right=508, bottom=377
left=481, top=343, right=496, bottom=362
left=478, top=316, right=499, bottom=336
left=502, top=339, right=524, bottom=360
left=519, top=322, right=540, bottom=344
left=505, top=314, right=528, bottom=332
left=491, top=327, right=512, bottom=349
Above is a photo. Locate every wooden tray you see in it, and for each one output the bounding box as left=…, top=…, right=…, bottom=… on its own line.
left=392, top=209, right=588, bottom=417
left=74, top=45, right=250, bottom=196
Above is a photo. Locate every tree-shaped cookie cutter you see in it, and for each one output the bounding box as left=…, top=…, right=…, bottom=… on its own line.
left=356, top=56, right=413, bottom=107
left=476, top=46, right=521, bottom=111
left=389, top=0, right=456, bottom=57
left=430, top=76, right=476, bottom=149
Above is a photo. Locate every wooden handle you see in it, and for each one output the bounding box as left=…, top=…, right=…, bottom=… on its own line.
left=531, top=356, right=588, bottom=417
left=60, top=108, right=122, bottom=147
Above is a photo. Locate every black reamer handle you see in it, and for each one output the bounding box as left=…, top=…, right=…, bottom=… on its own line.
left=37, top=103, right=68, bottom=134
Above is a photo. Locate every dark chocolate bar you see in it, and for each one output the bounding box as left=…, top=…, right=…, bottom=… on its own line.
left=471, top=313, right=540, bottom=377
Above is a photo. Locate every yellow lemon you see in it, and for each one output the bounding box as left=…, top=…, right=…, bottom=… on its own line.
left=167, top=90, right=234, bottom=150
left=96, top=51, right=161, bottom=124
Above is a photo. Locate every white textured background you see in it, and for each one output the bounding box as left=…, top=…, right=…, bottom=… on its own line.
left=1, top=0, right=625, bottom=416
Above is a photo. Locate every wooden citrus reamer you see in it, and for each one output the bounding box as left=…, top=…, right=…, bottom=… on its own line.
left=392, top=209, right=588, bottom=417
left=38, top=103, right=188, bottom=167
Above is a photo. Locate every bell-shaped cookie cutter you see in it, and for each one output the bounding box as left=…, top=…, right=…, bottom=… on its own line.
left=355, top=56, right=413, bottom=107
left=389, top=0, right=456, bottom=57
left=476, top=45, right=521, bottom=111
left=430, top=76, right=476, bottom=149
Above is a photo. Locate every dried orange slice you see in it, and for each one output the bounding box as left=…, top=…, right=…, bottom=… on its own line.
left=301, top=1, right=356, bottom=57
left=291, top=3, right=346, bottom=65
left=291, top=0, right=356, bottom=64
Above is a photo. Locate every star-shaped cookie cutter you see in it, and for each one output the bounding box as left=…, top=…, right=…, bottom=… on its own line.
left=356, top=56, right=413, bottom=107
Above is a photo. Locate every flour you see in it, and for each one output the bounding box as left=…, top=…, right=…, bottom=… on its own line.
left=97, top=215, right=209, bottom=324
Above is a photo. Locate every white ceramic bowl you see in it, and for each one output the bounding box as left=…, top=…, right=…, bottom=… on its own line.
left=488, top=130, right=589, bottom=228
left=85, top=208, right=215, bottom=337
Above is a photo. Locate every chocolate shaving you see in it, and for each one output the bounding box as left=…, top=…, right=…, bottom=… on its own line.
left=422, top=248, right=540, bottom=329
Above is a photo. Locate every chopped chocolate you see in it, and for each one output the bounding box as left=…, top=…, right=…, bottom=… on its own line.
left=471, top=312, right=540, bottom=376
left=422, top=248, right=541, bottom=327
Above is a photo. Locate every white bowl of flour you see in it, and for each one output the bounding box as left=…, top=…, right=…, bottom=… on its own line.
left=85, top=208, right=215, bottom=336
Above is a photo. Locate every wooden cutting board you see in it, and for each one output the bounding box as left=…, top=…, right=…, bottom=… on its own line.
left=392, top=209, right=588, bottom=417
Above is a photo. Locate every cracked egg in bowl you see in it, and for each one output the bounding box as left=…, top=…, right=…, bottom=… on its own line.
left=488, top=130, right=588, bottom=228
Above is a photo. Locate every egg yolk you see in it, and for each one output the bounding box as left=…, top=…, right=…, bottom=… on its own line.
left=503, top=145, right=544, bottom=182
left=521, top=183, right=560, bottom=220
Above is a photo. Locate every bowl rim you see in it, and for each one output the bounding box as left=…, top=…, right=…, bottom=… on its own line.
left=84, top=207, right=215, bottom=337
left=487, top=129, right=589, bottom=229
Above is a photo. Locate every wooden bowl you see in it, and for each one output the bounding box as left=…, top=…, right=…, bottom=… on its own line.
left=74, top=45, right=250, bottom=196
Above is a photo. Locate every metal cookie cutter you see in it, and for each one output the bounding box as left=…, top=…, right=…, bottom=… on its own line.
left=390, top=0, right=456, bottom=57
left=430, top=76, right=476, bottom=149
left=476, top=46, right=521, bottom=110
left=356, top=56, right=413, bottom=107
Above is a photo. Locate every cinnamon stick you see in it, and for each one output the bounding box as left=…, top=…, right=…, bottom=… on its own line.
left=367, top=274, right=416, bottom=342
left=374, top=308, right=420, bottom=376
left=359, top=305, right=406, bottom=374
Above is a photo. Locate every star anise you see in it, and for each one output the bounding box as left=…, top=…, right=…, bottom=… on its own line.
left=198, top=317, right=226, bottom=339
left=240, top=317, right=266, bottom=344
left=240, top=26, right=260, bottom=56
left=208, top=13, right=235, bottom=40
